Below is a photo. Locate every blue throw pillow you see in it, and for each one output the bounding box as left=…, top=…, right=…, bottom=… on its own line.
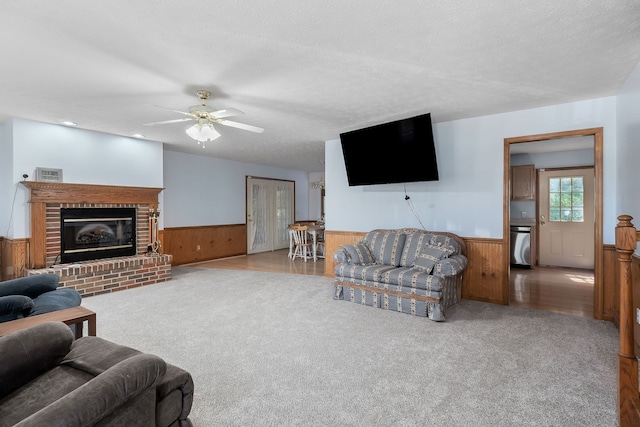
left=411, top=244, right=455, bottom=273
left=341, top=243, right=374, bottom=265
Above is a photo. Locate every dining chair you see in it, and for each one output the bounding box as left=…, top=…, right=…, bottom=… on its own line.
left=287, top=224, right=296, bottom=259
left=315, top=229, right=325, bottom=259
left=290, top=224, right=313, bottom=262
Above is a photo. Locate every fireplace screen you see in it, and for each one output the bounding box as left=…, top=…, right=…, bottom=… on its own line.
left=60, top=208, right=136, bottom=263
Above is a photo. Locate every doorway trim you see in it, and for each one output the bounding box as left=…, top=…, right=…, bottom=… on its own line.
left=503, top=127, right=604, bottom=319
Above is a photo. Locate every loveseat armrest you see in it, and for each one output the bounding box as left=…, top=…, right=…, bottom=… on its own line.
left=0, top=295, right=35, bottom=323
left=333, top=243, right=375, bottom=265
left=15, top=353, right=167, bottom=427
left=333, top=248, right=349, bottom=264
left=432, top=254, right=469, bottom=277
left=0, top=321, right=74, bottom=399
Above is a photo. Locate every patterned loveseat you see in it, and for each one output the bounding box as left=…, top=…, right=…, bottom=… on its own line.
left=333, top=228, right=468, bottom=321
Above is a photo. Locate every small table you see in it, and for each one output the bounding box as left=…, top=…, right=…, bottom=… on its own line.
left=0, top=306, right=96, bottom=339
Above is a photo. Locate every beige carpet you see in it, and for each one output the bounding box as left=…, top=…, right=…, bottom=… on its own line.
left=81, top=266, right=619, bottom=426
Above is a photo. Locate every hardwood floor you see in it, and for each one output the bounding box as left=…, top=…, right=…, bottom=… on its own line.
left=189, top=249, right=326, bottom=276
left=510, top=265, right=594, bottom=318
left=189, top=251, right=594, bottom=318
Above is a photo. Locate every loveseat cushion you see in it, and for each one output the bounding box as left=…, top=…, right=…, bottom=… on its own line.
left=363, top=231, right=406, bottom=266
left=377, top=267, right=443, bottom=292
left=12, top=354, right=166, bottom=427
left=335, top=265, right=443, bottom=293
left=398, top=233, right=433, bottom=267
left=399, top=233, right=462, bottom=267
left=340, top=243, right=375, bottom=265
left=427, top=235, right=461, bottom=255
left=335, top=264, right=398, bottom=283
left=411, top=244, right=456, bottom=273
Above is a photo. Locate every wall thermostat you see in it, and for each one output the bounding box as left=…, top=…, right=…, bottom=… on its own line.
left=35, top=167, right=63, bottom=182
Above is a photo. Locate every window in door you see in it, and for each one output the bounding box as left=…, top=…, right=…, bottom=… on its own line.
left=548, top=176, right=584, bottom=222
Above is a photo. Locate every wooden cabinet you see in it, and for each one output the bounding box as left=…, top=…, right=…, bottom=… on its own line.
left=511, top=164, right=536, bottom=201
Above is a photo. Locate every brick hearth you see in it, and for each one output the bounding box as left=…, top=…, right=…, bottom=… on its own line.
left=26, top=254, right=172, bottom=297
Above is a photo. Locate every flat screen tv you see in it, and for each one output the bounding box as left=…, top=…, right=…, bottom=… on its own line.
left=339, top=113, right=439, bottom=186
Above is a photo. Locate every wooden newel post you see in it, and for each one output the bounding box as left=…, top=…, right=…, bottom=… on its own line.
left=616, top=215, right=640, bottom=426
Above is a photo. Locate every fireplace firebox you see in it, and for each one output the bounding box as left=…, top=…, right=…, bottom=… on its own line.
left=60, top=207, right=136, bottom=263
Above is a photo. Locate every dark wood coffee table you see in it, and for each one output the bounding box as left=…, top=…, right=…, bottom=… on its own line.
left=0, top=306, right=96, bottom=339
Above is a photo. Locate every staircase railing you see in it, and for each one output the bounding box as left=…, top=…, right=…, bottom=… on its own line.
left=616, top=215, right=640, bottom=426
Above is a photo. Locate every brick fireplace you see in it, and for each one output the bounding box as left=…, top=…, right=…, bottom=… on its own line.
left=22, top=182, right=172, bottom=296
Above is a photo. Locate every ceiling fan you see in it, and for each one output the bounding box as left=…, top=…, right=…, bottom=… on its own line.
left=144, top=90, right=264, bottom=146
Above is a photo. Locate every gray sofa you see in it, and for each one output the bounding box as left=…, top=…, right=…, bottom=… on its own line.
left=333, top=228, right=468, bottom=321
left=0, top=321, right=194, bottom=427
left=0, top=274, right=81, bottom=323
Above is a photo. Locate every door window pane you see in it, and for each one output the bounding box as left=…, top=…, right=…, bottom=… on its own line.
left=549, top=176, right=584, bottom=222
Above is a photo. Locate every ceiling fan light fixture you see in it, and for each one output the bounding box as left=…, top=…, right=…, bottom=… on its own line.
left=186, top=121, right=220, bottom=143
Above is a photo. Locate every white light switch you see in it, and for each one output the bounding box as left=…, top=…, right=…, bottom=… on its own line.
left=636, top=308, right=640, bottom=324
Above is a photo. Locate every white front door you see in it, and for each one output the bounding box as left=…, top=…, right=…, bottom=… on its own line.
left=538, top=168, right=595, bottom=268
left=246, top=177, right=294, bottom=254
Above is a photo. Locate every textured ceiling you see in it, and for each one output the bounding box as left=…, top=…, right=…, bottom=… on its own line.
left=1, top=1, right=639, bottom=172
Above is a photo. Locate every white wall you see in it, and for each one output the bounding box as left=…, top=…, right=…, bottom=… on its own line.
left=1, top=118, right=313, bottom=240
left=616, top=60, right=640, bottom=221
left=325, top=96, right=618, bottom=242
left=4, top=118, right=164, bottom=238
left=0, top=120, right=14, bottom=239
left=162, top=150, right=309, bottom=227
left=308, top=171, right=324, bottom=221
left=511, top=149, right=594, bottom=169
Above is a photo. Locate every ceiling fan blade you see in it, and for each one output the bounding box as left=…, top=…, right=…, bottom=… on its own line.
left=217, top=119, right=264, bottom=133
left=210, top=108, right=244, bottom=119
left=143, top=118, right=194, bottom=126
left=152, top=105, right=193, bottom=116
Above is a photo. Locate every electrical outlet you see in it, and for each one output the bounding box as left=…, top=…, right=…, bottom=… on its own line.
left=196, top=245, right=201, bottom=251
left=521, top=211, right=526, bottom=218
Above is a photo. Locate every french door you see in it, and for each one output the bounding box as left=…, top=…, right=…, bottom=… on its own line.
left=246, top=177, right=294, bottom=254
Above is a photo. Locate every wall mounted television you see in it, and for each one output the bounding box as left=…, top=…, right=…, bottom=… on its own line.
left=339, top=113, right=439, bottom=186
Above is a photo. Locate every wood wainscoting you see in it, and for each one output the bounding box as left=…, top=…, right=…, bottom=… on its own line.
left=324, top=230, right=617, bottom=318
left=162, top=224, right=247, bottom=265
left=462, top=237, right=508, bottom=305
left=323, top=230, right=367, bottom=278
left=0, top=237, right=29, bottom=281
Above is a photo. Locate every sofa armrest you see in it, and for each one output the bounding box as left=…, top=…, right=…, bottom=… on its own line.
left=0, top=295, right=35, bottom=323
left=432, top=254, right=469, bottom=277
left=0, top=321, right=74, bottom=399
left=0, top=274, right=60, bottom=299
left=15, top=353, right=167, bottom=427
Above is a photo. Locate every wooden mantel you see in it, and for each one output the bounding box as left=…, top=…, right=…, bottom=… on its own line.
left=22, top=181, right=163, bottom=205
left=22, top=182, right=164, bottom=269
